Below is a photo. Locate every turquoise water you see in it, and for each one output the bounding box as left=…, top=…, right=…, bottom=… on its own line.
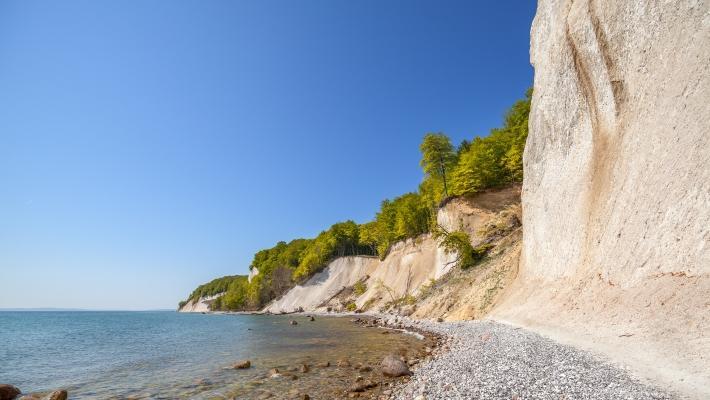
left=0, top=311, right=427, bottom=399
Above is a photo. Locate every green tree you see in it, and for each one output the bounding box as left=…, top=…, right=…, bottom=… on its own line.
left=420, top=133, right=457, bottom=199
left=358, top=221, right=379, bottom=256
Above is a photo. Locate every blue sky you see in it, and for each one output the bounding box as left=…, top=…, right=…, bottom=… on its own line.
left=0, top=0, right=535, bottom=310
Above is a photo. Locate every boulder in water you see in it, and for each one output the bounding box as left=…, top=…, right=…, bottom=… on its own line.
left=380, top=354, right=411, bottom=377
left=232, top=360, right=251, bottom=369
left=44, top=391, right=67, bottom=400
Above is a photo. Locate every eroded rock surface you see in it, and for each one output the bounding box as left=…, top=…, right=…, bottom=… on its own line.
left=493, top=1, right=710, bottom=397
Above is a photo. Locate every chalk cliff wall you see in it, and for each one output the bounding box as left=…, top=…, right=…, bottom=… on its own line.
left=492, top=1, right=710, bottom=397
left=263, top=185, right=521, bottom=314
left=179, top=293, right=223, bottom=313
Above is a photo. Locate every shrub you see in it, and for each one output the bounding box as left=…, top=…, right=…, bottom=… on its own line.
left=353, top=281, right=367, bottom=296
left=345, top=302, right=357, bottom=312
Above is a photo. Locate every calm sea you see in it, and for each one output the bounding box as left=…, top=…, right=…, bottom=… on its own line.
left=0, top=311, right=426, bottom=399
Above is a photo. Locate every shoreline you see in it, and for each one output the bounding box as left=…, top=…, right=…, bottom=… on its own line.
left=182, top=311, right=682, bottom=399
left=378, top=316, right=679, bottom=400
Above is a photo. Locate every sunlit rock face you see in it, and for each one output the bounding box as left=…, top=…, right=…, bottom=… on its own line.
left=522, top=0, right=709, bottom=282
left=493, top=1, right=709, bottom=396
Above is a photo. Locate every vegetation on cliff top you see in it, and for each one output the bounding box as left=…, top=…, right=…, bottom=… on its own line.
left=181, top=88, right=531, bottom=311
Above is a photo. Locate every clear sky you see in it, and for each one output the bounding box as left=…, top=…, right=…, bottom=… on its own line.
left=0, top=0, right=536, bottom=310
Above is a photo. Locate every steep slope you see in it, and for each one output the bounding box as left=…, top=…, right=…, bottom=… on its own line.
left=179, top=293, right=223, bottom=313
left=263, top=185, right=522, bottom=314
left=263, top=256, right=379, bottom=313
left=491, top=1, right=710, bottom=397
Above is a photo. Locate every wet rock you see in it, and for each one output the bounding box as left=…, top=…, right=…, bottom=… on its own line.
left=381, top=354, right=412, bottom=377
left=232, top=360, right=251, bottom=369
left=194, top=378, right=211, bottom=386
left=381, top=330, right=390, bottom=335
left=44, top=391, right=67, bottom=400
left=308, top=316, right=315, bottom=322
left=0, top=385, right=20, bottom=400
left=326, top=307, right=332, bottom=312
left=436, top=317, right=444, bottom=322
left=289, top=320, right=298, bottom=325
left=349, top=380, right=377, bottom=392
left=359, top=365, right=372, bottom=372
left=268, top=368, right=281, bottom=378
left=296, top=307, right=304, bottom=313
left=299, top=364, right=310, bottom=373
left=316, top=361, right=330, bottom=368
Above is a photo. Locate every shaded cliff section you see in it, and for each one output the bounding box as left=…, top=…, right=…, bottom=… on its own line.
left=491, top=0, right=709, bottom=397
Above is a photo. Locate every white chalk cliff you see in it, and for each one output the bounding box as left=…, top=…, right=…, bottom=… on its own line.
left=179, top=293, right=223, bottom=313
left=263, top=185, right=522, bottom=314
left=492, top=0, right=710, bottom=397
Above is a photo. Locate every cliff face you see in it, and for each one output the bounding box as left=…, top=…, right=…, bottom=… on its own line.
left=493, top=0, right=710, bottom=396
left=179, top=293, right=223, bottom=313
left=263, top=185, right=522, bottom=315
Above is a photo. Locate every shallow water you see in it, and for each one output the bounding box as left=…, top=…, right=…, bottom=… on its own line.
left=0, top=311, right=427, bottom=399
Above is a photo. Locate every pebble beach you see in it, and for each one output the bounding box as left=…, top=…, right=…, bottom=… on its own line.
left=380, top=317, right=675, bottom=400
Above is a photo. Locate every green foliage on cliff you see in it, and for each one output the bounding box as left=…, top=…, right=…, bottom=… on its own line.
left=181, top=88, right=531, bottom=311
left=186, top=275, right=246, bottom=302
left=449, top=88, right=532, bottom=196
left=369, top=192, right=432, bottom=258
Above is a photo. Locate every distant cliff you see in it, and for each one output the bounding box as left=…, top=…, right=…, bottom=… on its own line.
left=263, top=185, right=522, bottom=317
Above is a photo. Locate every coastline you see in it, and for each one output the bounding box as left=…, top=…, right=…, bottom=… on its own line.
left=180, top=311, right=682, bottom=399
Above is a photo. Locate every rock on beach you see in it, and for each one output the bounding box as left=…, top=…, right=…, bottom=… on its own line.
left=0, top=385, right=20, bottom=400
left=381, top=354, right=412, bottom=377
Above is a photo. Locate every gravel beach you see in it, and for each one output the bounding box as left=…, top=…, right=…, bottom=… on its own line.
left=380, top=317, right=675, bottom=400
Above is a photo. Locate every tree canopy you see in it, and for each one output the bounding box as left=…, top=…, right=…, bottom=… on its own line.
left=181, top=88, right=531, bottom=311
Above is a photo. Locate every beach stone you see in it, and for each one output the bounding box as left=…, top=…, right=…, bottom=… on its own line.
left=257, top=392, right=273, bottom=399
left=359, top=365, right=372, bottom=372
left=43, top=391, right=67, bottom=400
left=349, top=380, right=377, bottom=392
left=336, top=359, right=351, bottom=367
left=316, top=361, right=330, bottom=368
left=232, top=360, right=251, bottom=369
left=299, top=364, right=310, bottom=373
left=0, top=385, right=20, bottom=400
left=308, top=316, right=315, bottom=322
left=381, top=354, right=411, bottom=377
left=289, top=320, right=298, bottom=325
